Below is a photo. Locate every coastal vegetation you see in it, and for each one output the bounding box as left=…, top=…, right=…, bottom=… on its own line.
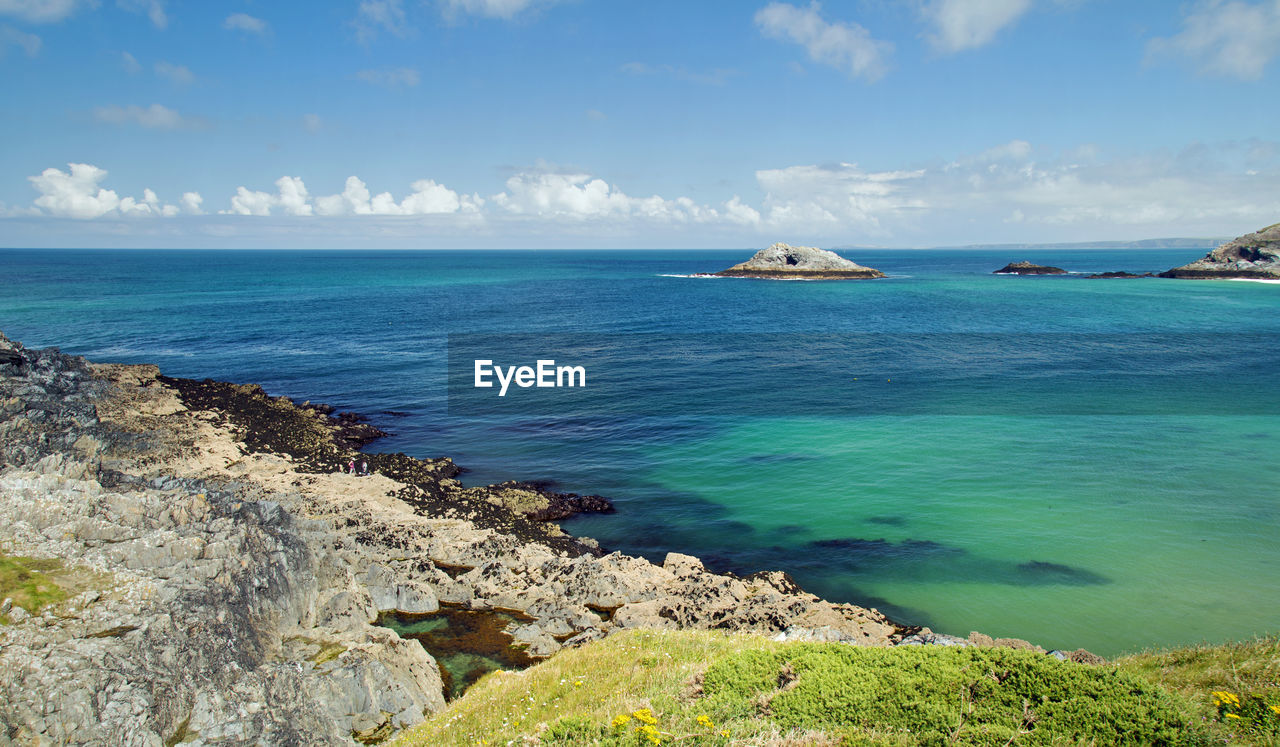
left=0, top=551, right=68, bottom=623
left=397, top=629, right=1280, bottom=746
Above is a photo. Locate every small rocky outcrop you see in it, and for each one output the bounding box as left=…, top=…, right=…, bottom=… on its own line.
left=993, top=261, right=1067, bottom=275
left=1159, top=222, right=1280, bottom=279
left=715, top=243, right=885, bottom=279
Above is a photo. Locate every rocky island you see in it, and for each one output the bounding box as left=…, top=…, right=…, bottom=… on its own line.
left=714, top=243, right=886, bottom=279
left=1159, top=221, right=1280, bottom=279
left=993, top=261, right=1067, bottom=275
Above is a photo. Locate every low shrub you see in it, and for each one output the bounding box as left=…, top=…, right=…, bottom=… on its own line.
left=702, top=644, right=1205, bottom=745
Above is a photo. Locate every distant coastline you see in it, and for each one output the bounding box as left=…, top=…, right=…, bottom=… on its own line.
left=832, top=237, right=1228, bottom=252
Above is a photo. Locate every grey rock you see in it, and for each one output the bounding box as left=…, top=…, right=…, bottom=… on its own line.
left=896, top=630, right=970, bottom=647
left=714, top=243, right=886, bottom=279
left=1161, top=221, right=1280, bottom=279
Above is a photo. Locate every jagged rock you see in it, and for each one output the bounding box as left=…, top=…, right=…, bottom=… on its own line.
left=773, top=625, right=866, bottom=644
left=662, top=552, right=705, bottom=577
left=1160, top=222, right=1280, bottom=279
left=714, top=243, right=886, bottom=279
left=994, top=261, right=1067, bottom=275
left=1050, top=648, right=1107, bottom=665
left=896, top=629, right=970, bottom=647
left=967, top=630, right=1045, bottom=652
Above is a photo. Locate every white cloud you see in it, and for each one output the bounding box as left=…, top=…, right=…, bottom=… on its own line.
left=227, top=186, right=274, bottom=217
left=440, top=0, right=558, bottom=20
left=354, top=0, right=409, bottom=42
left=0, top=24, right=40, bottom=56
left=180, top=191, right=203, bottom=215
left=154, top=60, right=193, bottom=85
left=231, top=175, right=483, bottom=217
left=1146, top=0, right=1280, bottom=80
left=0, top=0, right=88, bottom=23
left=27, top=163, right=185, bottom=219
left=117, top=0, right=166, bottom=29
left=754, top=2, right=892, bottom=82
left=922, top=0, right=1032, bottom=52
left=493, top=172, right=637, bottom=218
left=225, top=177, right=315, bottom=217
left=492, top=170, right=724, bottom=224
left=93, top=103, right=200, bottom=129
left=724, top=196, right=762, bottom=225
left=223, top=12, right=267, bottom=35
left=354, top=67, right=419, bottom=87
left=276, top=176, right=312, bottom=216
left=756, top=162, right=927, bottom=233
left=121, top=50, right=140, bottom=72
left=585, top=109, right=606, bottom=121
left=18, top=143, right=1278, bottom=248
left=302, top=113, right=322, bottom=133
left=750, top=140, right=1280, bottom=243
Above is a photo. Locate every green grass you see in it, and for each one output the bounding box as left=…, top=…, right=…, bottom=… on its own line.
left=1116, top=636, right=1280, bottom=746
left=0, top=552, right=69, bottom=623
left=395, top=629, right=1241, bottom=746
left=1, top=550, right=114, bottom=625
left=396, top=629, right=789, bottom=746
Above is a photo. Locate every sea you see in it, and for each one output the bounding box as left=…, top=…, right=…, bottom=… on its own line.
left=2, top=247, right=1277, bottom=657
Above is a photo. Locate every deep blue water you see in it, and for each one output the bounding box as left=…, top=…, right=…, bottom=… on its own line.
left=2, top=247, right=1277, bottom=655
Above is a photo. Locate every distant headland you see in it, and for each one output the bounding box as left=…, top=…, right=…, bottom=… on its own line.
left=1160, top=222, right=1280, bottom=279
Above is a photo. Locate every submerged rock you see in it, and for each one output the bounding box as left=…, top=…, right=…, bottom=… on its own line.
left=715, top=242, right=886, bottom=279
left=994, top=261, right=1067, bottom=275
left=1159, top=222, right=1280, bottom=279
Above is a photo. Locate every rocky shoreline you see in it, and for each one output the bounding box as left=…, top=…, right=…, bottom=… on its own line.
left=0, top=333, right=1088, bottom=745
left=1159, top=222, right=1280, bottom=279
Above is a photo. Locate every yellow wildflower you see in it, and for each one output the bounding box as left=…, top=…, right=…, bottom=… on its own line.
left=632, top=708, right=658, bottom=725
left=1271, top=704, right=1280, bottom=716
left=573, top=679, right=582, bottom=687
left=635, top=723, right=661, bottom=744
left=611, top=714, right=632, bottom=729
left=1212, top=691, right=1240, bottom=707
left=696, top=714, right=715, bottom=729
left=721, top=730, right=730, bottom=737
left=1226, top=713, right=1242, bottom=720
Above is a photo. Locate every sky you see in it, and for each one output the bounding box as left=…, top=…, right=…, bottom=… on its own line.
left=1, top=0, right=1279, bottom=249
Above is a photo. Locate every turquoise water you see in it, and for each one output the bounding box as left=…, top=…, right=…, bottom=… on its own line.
left=2, top=248, right=1277, bottom=655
